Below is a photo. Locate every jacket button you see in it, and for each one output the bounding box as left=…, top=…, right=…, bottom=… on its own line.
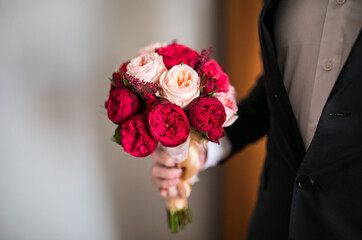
left=296, top=175, right=314, bottom=190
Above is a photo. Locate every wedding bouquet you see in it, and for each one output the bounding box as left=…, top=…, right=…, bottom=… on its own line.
left=105, top=41, right=238, bottom=232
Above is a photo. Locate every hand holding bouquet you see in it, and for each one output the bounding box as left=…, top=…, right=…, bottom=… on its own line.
left=105, top=41, right=238, bottom=232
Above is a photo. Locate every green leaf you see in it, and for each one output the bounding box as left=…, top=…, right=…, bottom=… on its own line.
left=105, top=73, right=113, bottom=84
left=123, top=74, right=129, bottom=87
left=213, top=72, right=221, bottom=79
left=112, top=126, right=123, bottom=145
left=136, top=92, right=146, bottom=107
left=199, top=86, right=205, bottom=95
left=201, top=72, right=207, bottom=81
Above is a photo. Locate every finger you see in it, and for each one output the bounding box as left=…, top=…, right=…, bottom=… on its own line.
left=158, top=188, right=168, bottom=198
left=151, top=177, right=180, bottom=189
left=151, top=149, right=177, bottom=167
left=198, top=142, right=207, bottom=170
left=150, top=164, right=183, bottom=179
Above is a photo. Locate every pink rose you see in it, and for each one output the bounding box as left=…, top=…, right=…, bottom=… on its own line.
left=156, top=43, right=200, bottom=69
left=158, top=64, right=200, bottom=108
left=106, top=87, right=142, bottom=124
left=127, top=53, right=166, bottom=83
left=136, top=42, right=167, bottom=56
left=201, top=59, right=230, bottom=93
left=215, top=86, right=238, bottom=127
left=226, top=84, right=237, bottom=98
left=146, top=100, right=190, bottom=147
left=120, top=114, right=158, bottom=157
left=207, top=128, right=225, bottom=144
left=188, top=96, right=226, bottom=132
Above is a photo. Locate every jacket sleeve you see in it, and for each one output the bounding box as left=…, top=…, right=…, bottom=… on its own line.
left=224, top=75, right=270, bottom=157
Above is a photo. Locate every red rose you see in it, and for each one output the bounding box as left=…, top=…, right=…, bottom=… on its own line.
left=120, top=114, right=158, bottom=157
left=146, top=100, right=190, bottom=147
left=188, top=96, right=226, bottom=132
left=156, top=43, right=200, bottom=69
left=201, top=59, right=230, bottom=93
left=106, top=87, right=142, bottom=124
left=206, top=128, right=225, bottom=144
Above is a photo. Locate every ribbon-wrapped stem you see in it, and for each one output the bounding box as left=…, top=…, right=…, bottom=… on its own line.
left=160, top=129, right=205, bottom=233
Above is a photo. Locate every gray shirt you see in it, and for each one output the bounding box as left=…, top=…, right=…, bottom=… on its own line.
left=273, top=0, right=362, bottom=149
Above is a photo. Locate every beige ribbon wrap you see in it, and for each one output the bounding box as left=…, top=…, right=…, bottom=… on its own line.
left=166, top=129, right=204, bottom=212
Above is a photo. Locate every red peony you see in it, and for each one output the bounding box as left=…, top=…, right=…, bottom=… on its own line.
left=200, top=77, right=217, bottom=94
left=119, top=61, right=129, bottom=73
left=156, top=43, right=200, bottom=69
left=146, top=100, right=190, bottom=147
left=188, top=96, right=226, bottom=132
left=206, top=127, right=225, bottom=144
left=111, top=61, right=129, bottom=89
left=112, top=72, right=125, bottom=88
left=120, top=114, right=158, bottom=157
left=201, top=59, right=230, bottom=94
left=106, top=87, right=142, bottom=124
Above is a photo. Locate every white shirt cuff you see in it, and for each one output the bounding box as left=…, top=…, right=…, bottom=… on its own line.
left=203, top=135, right=232, bottom=170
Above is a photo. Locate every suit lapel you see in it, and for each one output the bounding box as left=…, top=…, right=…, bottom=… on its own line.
left=327, top=28, right=362, bottom=102
left=259, top=0, right=306, bottom=168
left=299, top=28, right=362, bottom=171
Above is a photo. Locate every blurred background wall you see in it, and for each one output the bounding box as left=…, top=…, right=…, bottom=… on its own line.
left=222, top=0, right=264, bottom=239
left=0, top=0, right=265, bottom=239
left=0, top=0, right=224, bottom=239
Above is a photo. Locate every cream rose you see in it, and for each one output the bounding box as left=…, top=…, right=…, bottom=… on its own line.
left=158, top=64, right=200, bottom=108
left=215, top=86, right=238, bottom=127
left=127, top=53, right=166, bottom=83
left=136, top=42, right=167, bottom=56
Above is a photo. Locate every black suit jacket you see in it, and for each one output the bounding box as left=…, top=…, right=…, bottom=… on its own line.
left=225, top=0, right=362, bottom=239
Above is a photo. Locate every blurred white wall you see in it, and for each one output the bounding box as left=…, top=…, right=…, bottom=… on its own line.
left=0, top=0, right=223, bottom=239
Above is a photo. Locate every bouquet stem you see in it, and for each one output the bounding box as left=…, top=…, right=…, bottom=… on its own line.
left=167, top=207, right=193, bottom=233
left=162, top=129, right=205, bottom=233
